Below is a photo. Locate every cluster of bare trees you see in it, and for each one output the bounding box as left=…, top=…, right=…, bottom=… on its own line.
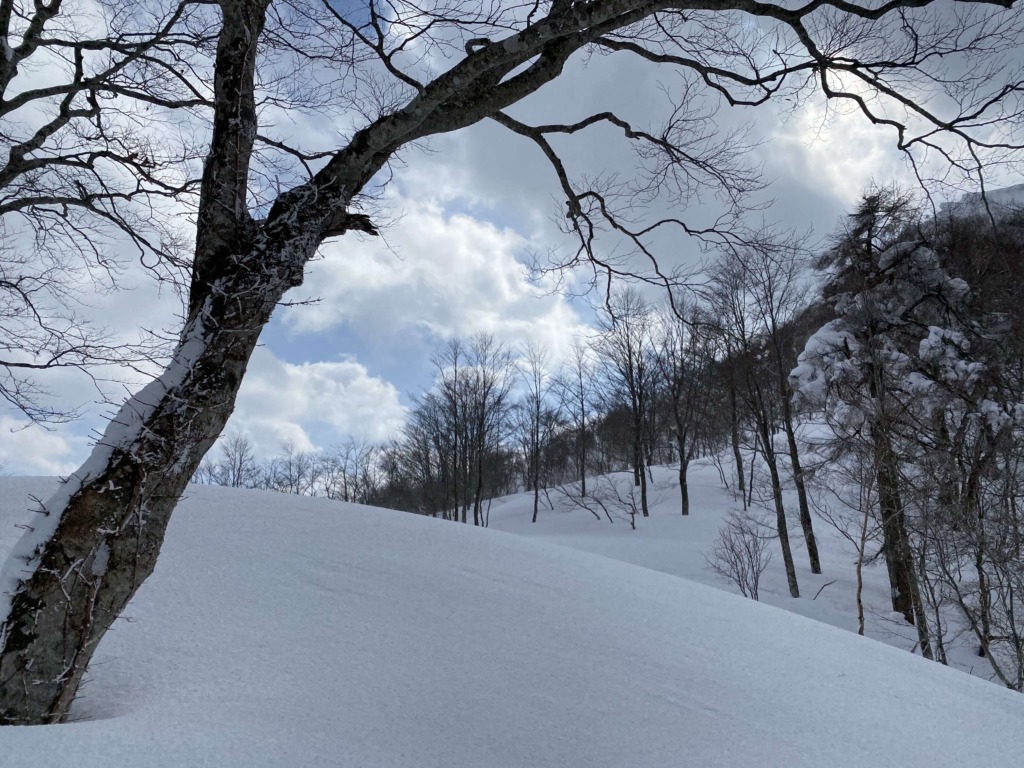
left=191, top=186, right=1024, bottom=694
left=1, top=0, right=1021, bottom=725
left=220, top=261, right=827, bottom=596
left=194, top=435, right=382, bottom=502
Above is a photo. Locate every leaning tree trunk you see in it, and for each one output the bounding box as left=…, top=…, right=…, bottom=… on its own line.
left=0, top=0, right=280, bottom=725
left=0, top=172, right=389, bottom=724
left=0, top=0, right=401, bottom=721
left=0, top=291, right=274, bottom=723
left=746, top=372, right=799, bottom=598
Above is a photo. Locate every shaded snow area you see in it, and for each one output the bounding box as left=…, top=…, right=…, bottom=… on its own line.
left=1, top=477, right=1023, bottom=767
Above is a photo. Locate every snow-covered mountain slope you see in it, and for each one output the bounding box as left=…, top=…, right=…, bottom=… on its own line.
left=940, top=182, right=1024, bottom=219
left=487, top=462, right=992, bottom=679
left=0, top=477, right=1022, bottom=767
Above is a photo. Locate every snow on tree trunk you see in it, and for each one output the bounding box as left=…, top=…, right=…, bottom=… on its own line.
left=0, top=0, right=300, bottom=723
left=0, top=269, right=290, bottom=722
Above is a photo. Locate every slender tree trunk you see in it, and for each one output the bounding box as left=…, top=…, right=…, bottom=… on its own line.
left=579, top=426, right=587, bottom=498
left=452, top=410, right=460, bottom=523
left=865, top=359, right=929, bottom=649
left=633, top=433, right=642, bottom=488
left=857, top=496, right=869, bottom=636
left=876, top=458, right=915, bottom=622
left=873, top=426, right=930, bottom=656
left=964, top=450, right=993, bottom=657
left=531, top=434, right=540, bottom=524
left=757, top=424, right=799, bottom=598
left=640, top=455, right=649, bottom=517
left=919, top=547, right=948, bottom=664
left=746, top=445, right=756, bottom=509
left=974, top=522, right=992, bottom=657
left=473, top=429, right=485, bottom=527
left=781, top=401, right=821, bottom=574
left=630, top=418, right=650, bottom=516
left=728, top=378, right=746, bottom=504
left=678, top=455, right=690, bottom=516
left=634, top=425, right=649, bottom=516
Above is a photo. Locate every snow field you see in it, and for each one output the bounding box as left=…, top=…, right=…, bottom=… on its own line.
left=0, top=475, right=1020, bottom=766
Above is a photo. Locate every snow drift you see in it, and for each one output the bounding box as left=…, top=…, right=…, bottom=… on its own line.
left=0, top=477, right=1021, bottom=767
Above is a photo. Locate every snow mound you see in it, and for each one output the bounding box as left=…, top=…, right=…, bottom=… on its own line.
left=0, top=478, right=1021, bottom=767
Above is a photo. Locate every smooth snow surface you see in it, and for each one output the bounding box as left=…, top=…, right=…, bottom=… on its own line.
left=0, top=477, right=1022, bottom=767
left=487, top=463, right=1012, bottom=680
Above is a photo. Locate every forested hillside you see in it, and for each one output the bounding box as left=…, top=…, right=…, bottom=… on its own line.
left=197, top=186, right=1024, bottom=690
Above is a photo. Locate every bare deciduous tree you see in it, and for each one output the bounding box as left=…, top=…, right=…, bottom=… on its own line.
left=195, top=433, right=260, bottom=488
left=707, top=251, right=801, bottom=597
left=557, top=470, right=662, bottom=530
left=515, top=341, right=557, bottom=523
left=321, top=438, right=381, bottom=504
left=706, top=510, right=774, bottom=601
left=552, top=338, right=599, bottom=498
left=653, top=295, right=715, bottom=515
left=720, top=241, right=823, bottom=573
left=594, top=287, right=657, bottom=517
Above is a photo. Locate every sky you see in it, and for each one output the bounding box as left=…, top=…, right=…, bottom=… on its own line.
left=1, top=2, right=1020, bottom=475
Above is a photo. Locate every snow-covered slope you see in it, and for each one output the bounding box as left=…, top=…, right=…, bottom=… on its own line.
left=940, top=182, right=1024, bottom=219
left=0, top=478, right=1021, bottom=767
left=486, top=462, right=1003, bottom=679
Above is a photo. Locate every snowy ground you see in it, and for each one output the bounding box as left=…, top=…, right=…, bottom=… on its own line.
left=0, top=476, right=1022, bottom=766
left=487, top=461, right=993, bottom=677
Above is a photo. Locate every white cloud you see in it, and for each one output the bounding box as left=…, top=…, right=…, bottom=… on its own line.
left=3, top=347, right=406, bottom=473
left=225, top=348, right=407, bottom=458
left=767, top=99, right=911, bottom=208
left=282, top=198, right=591, bottom=362
left=0, top=418, right=86, bottom=476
